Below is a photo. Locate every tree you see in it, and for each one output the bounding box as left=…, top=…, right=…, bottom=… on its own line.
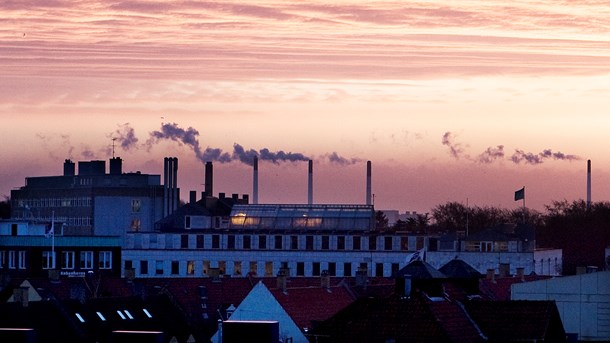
left=375, top=210, right=389, bottom=230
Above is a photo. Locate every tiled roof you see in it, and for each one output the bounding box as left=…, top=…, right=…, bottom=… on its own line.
left=439, top=259, right=484, bottom=279
left=479, top=274, right=551, bottom=301
left=269, top=281, right=355, bottom=329
left=395, top=260, right=447, bottom=279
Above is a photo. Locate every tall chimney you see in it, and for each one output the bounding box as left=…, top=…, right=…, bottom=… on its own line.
left=366, top=161, right=372, bottom=205
left=253, top=156, right=259, bottom=204
left=172, top=157, right=178, bottom=212
left=308, top=160, right=313, bottom=205
left=163, top=157, right=169, bottom=217
left=587, top=159, right=592, bottom=210
left=205, top=162, right=213, bottom=197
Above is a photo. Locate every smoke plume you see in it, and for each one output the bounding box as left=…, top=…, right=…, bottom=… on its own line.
left=442, top=131, right=467, bottom=159
left=477, top=145, right=504, bottom=164
left=325, top=152, right=362, bottom=165
left=232, top=143, right=310, bottom=165
left=511, top=149, right=580, bottom=164
left=110, top=123, right=139, bottom=151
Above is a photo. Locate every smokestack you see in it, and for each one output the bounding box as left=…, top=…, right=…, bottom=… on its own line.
left=163, top=157, right=169, bottom=217
left=587, top=159, right=591, bottom=210
left=205, top=162, right=213, bottom=197
left=253, top=156, right=259, bottom=204
left=172, top=157, right=178, bottom=212
left=308, top=160, right=313, bottom=205
left=366, top=161, right=372, bottom=205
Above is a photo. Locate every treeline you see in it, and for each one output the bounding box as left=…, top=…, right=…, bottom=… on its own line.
left=378, top=200, right=610, bottom=274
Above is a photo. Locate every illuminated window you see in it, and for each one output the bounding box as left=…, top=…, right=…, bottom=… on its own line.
left=75, top=313, right=85, bottom=323
left=96, top=312, right=106, bottom=321
left=233, top=261, right=242, bottom=276
left=203, top=261, right=210, bottom=275
left=265, top=261, right=273, bottom=276
left=130, top=218, right=141, bottom=232
left=249, top=262, right=257, bottom=275
left=187, top=261, right=195, bottom=275
left=143, top=309, right=153, bottom=318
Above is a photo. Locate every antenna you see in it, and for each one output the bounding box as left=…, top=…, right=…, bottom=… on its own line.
left=112, top=138, right=117, bottom=158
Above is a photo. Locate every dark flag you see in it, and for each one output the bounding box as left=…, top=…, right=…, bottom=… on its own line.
left=514, top=187, right=525, bottom=201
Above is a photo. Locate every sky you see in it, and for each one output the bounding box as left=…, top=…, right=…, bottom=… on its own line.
left=2, top=1, right=610, bottom=214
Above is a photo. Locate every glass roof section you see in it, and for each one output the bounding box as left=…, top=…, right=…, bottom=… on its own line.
left=229, top=204, right=374, bottom=231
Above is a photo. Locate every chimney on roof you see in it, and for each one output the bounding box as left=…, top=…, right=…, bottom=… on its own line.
left=277, top=267, right=289, bottom=294
left=12, top=286, right=29, bottom=307
left=486, top=268, right=496, bottom=282
left=355, top=266, right=368, bottom=288
left=109, top=157, right=122, bottom=175
left=516, top=267, right=525, bottom=281
left=63, top=159, right=75, bottom=176
left=190, top=190, right=197, bottom=204
left=321, top=270, right=330, bottom=290
left=498, top=263, right=510, bottom=278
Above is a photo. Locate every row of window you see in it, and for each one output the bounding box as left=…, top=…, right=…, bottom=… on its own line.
left=177, top=234, right=426, bottom=252
left=17, top=197, right=92, bottom=208
left=41, top=251, right=113, bottom=270
left=0, top=250, right=112, bottom=270
left=126, top=260, right=396, bottom=278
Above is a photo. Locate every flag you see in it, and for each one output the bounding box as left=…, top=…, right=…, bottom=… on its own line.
left=407, top=248, right=425, bottom=263
left=514, top=187, right=525, bottom=201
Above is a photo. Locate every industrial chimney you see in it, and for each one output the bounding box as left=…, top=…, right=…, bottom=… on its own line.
left=205, top=161, right=213, bottom=197
left=253, top=156, right=259, bottom=204
left=587, top=159, right=592, bottom=210
left=366, top=161, right=372, bottom=205
left=163, top=157, right=179, bottom=217
left=308, top=160, right=313, bottom=205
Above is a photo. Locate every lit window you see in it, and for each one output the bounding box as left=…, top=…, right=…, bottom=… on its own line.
left=143, top=309, right=152, bottom=318
left=75, top=313, right=85, bottom=323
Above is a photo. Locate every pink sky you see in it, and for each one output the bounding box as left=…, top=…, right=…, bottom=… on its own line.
left=2, top=1, right=610, bottom=213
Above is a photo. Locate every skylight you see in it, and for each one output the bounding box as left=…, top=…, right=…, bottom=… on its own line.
left=124, top=310, right=134, bottom=319
left=96, top=312, right=106, bottom=321
left=143, top=308, right=152, bottom=318
left=75, top=313, right=85, bottom=323
left=117, top=310, right=126, bottom=320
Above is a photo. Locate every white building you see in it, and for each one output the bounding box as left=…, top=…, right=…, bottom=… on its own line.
left=512, top=270, right=610, bottom=341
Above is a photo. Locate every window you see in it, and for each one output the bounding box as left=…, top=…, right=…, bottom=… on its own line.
left=290, top=236, right=298, bottom=250
left=233, top=261, right=242, bottom=276
left=212, top=235, right=220, bottom=249
left=140, top=260, right=149, bottom=275
left=130, top=218, right=141, bottom=231
left=391, top=263, right=400, bottom=276
left=131, top=199, right=141, bottom=213
left=99, top=251, right=112, bottom=269
left=400, top=237, right=409, bottom=251
left=155, top=260, right=164, bottom=275
left=274, top=235, right=282, bottom=250
left=312, top=262, right=321, bottom=276
left=265, top=261, right=273, bottom=276
left=352, top=236, right=361, bottom=250
left=384, top=237, right=393, bottom=251
left=306, top=236, right=314, bottom=250
left=42, top=251, right=55, bottom=269
left=258, top=235, right=267, bottom=249
left=8, top=251, right=16, bottom=269
left=171, top=261, right=179, bottom=275
left=337, top=236, right=345, bottom=250
left=196, top=235, right=204, bottom=249
left=80, top=251, right=94, bottom=269
left=328, top=262, right=336, bottom=276
left=203, top=261, right=210, bottom=275
left=181, top=235, right=189, bottom=249
left=296, top=262, right=305, bottom=276
left=187, top=261, right=195, bottom=275
left=343, top=263, right=352, bottom=277
left=249, top=262, right=257, bottom=275
left=227, top=235, right=235, bottom=250
left=369, top=236, right=377, bottom=250
left=416, top=236, right=425, bottom=250
left=375, top=263, right=384, bottom=277
left=321, top=236, right=330, bottom=250
left=243, top=235, right=251, bottom=249
left=0, top=250, right=5, bottom=268
left=218, top=261, right=226, bottom=275
left=62, top=251, right=75, bottom=269
left=18, top=251, right=26, bottom=269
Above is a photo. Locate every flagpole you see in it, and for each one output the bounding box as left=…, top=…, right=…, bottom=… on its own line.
left=521, top=187, right=526, bottom=223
